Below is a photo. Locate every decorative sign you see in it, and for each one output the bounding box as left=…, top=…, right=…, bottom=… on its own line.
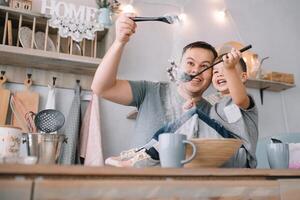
left=10, top=0, right=32, bottom=11
left=41, top=0, right=104, bottom=42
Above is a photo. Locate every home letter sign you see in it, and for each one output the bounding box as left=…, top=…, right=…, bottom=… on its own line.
left=41, top=0, right=104, bottom=42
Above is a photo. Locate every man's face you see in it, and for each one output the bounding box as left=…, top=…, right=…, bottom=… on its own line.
left=179, top=48, right=215, bottom=94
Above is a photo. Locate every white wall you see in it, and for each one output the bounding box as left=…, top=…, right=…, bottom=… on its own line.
left=224, top=0, right=300, bottom=136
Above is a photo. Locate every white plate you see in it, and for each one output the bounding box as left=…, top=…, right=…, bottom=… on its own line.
left=34, top=32, right=56, bottom=52
left=19, top=26, right=33, bottom=48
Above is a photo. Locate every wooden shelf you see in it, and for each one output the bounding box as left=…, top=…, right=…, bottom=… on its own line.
left=0, top=45, right=100, bottom=75
left=246, top=78, right=295, bottom=92
left=246, top=78, right=295, bottom=104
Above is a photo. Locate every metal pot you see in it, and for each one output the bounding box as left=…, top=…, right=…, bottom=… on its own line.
left=23, top=133, right=67, bottom=164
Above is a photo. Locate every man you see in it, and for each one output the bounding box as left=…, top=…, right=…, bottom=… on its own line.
left=91, top=14, right=217, bottom=148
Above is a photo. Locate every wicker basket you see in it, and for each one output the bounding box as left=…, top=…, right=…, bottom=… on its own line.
left=185, top=138, right=242, bottom=168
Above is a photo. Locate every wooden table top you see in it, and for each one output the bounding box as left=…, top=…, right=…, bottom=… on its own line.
left=0, top=164, right=300, bottom=179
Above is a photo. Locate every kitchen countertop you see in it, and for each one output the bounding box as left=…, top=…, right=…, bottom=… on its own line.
left=1, top=164, right=300, bottom=199
left=0, top=164, right=300, bottom=180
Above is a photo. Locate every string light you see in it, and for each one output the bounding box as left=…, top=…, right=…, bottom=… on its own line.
left=178, top=12, right=187, bottom=23
left=121, top=4, right=136, bottom=13
left=214, top=9, right=227, bottom=22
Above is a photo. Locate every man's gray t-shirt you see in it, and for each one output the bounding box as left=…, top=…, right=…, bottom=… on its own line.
left=209, top=95, right=258, bottom=168
left=128, top=80, right=211, bottom=148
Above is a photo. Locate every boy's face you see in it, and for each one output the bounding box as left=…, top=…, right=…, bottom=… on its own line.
left=179, top=48, right=215, bottom=95
left=212, top=62, right=247, bottom=94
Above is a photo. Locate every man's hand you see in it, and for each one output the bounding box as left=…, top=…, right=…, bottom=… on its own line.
left=222, top=48, right=242, bottom=70
left=115, top=13, right=137, bottom=45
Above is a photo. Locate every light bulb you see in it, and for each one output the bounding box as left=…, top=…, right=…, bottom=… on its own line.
left=214, top=9, right=227, bottom=22
left=179, top=13, right=186, bottom=21
left=121, top=4, right=135, bottom=14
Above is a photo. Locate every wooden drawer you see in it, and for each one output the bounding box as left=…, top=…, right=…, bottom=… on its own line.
left=0, top=179, right=32, bottom=200
left=33, top=179, right=280, bottom=200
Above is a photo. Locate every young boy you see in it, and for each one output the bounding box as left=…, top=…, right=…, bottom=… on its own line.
left=105, top=47, right=258, bottom=168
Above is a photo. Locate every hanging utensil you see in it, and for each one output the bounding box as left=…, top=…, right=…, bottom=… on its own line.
left=25, top=111, right=37, bottom=133
left=12, top=74, right=39, bottom=131
left=10, top=95, right=29, bottom=132
left=34, top=109, right=65, bottom=133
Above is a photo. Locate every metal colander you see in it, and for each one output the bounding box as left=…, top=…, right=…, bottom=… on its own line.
left=34, top=109, right=65, bottom=133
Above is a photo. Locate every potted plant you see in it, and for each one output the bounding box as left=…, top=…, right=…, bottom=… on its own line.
left=96, top=0, right=112, bottom=27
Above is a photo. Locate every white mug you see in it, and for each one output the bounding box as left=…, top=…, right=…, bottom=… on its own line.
left=0, top=126, right=22, bottom=158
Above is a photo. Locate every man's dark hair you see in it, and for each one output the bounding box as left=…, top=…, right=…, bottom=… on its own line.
left=182, top=41, right=218, bottom=60
left=216, top=53, right=247, bottom=72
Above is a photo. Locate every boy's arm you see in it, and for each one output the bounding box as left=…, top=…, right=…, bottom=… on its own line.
left=222, top=48, right=250, bottom=110
left=91, top=14, right=137, bottom=106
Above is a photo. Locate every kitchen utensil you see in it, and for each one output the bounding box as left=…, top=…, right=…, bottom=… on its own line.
left=179, top=45, right=252, bottom=82
left=25, top=111, right=37, bottom=133
left=132, top=15, right=179, bottom=24
left=185, top=138, right=242, bottom=168
left=34, top=109, right=65, bottom=133
left=12, top=76, right=39, bottom=131
left=19, top=26, right=33, bottom=48
left=34, top=31, right=56, bottom=52
left=0, top=73, right=10, bottom=125
left=267, top=138, right=289, bottom=169
left=23, top=133, right=67, bottom=164
left=10, top=95, right=29, bottom=132
left=159, top=133, right=196, bottom=168
left=0, top=125, right=22, bottom=158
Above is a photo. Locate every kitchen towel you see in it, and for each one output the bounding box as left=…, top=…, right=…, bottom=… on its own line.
left=80, top=94, right=104, bottom=166
left=79, top=99, right=92, bottom=160
left=60, top=83, right=81, bottom=165
left=45, top=85, right=56, bottom=109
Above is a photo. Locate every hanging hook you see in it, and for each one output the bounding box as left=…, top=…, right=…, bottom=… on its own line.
left=27, top=73, right=32, bottom=84
left=0, top=71, right=5, bottom=80
left=53, top=77, right=57, bottom=86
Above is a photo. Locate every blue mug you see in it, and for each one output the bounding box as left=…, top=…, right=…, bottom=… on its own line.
left=159, top=134, right=196, bottom=168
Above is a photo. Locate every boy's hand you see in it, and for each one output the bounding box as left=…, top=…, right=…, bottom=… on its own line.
left=115, top=13, right=137, bottom=45
left=222, top=48, right=242, bottom=70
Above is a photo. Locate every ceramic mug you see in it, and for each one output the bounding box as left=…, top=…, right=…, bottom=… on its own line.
left=267, top=141, right=289, bottom=169
left=0, top=126, right=22, bottom=158
left=159, top=133, right=196, bottom=168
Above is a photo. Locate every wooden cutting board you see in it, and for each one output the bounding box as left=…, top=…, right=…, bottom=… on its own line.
left=0, top=75, right=11, bottom=125
left=12, top=78, right=39, bottom=131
